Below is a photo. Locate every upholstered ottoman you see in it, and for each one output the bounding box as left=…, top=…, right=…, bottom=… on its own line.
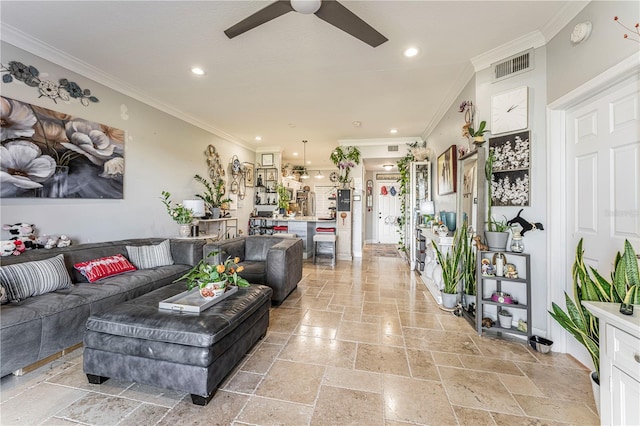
left=82, top=282, right=272, bottom=405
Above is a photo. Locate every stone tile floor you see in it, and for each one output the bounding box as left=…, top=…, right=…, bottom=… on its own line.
left=0, top=244, right=600, bottom=425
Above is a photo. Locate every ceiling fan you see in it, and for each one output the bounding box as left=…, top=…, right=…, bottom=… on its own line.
left=224, top=0, right=388, bottom=48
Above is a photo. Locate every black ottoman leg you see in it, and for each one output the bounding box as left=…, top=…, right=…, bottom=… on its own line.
left=191, top=392, right=214, bottom=406
left=86, top=374, right=109, bottom=384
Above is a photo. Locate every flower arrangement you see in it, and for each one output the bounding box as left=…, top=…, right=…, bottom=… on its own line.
left=160, top=191, right=194, bottom=224
left=176, top=252, right=250, bottom=291
left=330, top=146, right=361, bottom=185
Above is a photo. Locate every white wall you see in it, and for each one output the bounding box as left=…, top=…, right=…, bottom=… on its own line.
left=1, top=42, right=255, bottom=243
left=546, top=0, right=639, bottom=103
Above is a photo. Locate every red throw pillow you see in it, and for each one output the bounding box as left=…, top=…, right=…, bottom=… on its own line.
left=74, top=254, right=137, bottom=283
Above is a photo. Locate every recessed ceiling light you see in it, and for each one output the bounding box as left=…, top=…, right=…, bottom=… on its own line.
left=306, top=160, right=311, bottom=165
left=390, top=128, right=398, bottom=134
left=352, top=121, right=362, bottom=128
left=255, top=136, right=262, bottom=141
left=293, top=152, right=299, bottom=156
left=191, top=67, right=206, bottom=75
left=403, top=47, right=420, bottom=58
left=383, top=164, right=394, bottom=171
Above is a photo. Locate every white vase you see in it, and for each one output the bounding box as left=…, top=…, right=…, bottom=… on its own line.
left=178, top=224, right=191, bottom=237
left=199, top=279, right=227, bottom=300
left=498, top=312, right=512, bottom=328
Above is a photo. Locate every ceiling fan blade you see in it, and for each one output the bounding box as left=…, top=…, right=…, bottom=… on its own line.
left=314, top=0, right=387, bottom=47
left=224, top=1, right=294, bottom=39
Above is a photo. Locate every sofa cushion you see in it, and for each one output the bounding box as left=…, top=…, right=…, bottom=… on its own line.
left=126, top=239, right=174, bottom=269
left=74, top=254, right=137, bottom=283
left=245, top=237, right=277, bottom=261
left=238, top=261, right=266, bottom=284
left=0, top=285, right=7, bottom=304
left=0, top=254, right=72, bottom=302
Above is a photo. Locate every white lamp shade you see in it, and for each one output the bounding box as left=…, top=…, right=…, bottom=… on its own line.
left=183, top=199, right=205, bottom=217
left=419, top=200, right=435, bottom=215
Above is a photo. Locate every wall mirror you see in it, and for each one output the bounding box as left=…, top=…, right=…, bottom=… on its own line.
left=457, top=147, right=486, bottom=235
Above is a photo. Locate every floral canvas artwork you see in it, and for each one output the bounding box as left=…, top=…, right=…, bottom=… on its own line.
left=0, top=96, right=124, bottom=199
left=489, top=131, right=530, bottom=206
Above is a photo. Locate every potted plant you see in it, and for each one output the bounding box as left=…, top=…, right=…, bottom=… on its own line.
left=276, top=183, right=290, bottom=214
left=484, top=151, right=511, bottom=250
left=549, top=238, right=639, bottom=414
left=175, top=251, right=250, bottom=298
left=432, top=229, right=464, bottom=308
left=469, top=120, right=488, bottom=145
left=330, top=146, right=361, bottom=188
left=459, top=225, right=477, bottom=309
left=194, top=174, right=232, bottom=218
left=160, top=191, right=194, bottom=237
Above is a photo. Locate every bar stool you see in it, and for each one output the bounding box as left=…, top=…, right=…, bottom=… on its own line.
left=313, top=227, right=336, bottom=266
left=273, top=225, right=289, bottom=234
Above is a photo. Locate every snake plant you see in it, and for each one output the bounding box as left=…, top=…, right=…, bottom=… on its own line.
left=549, top=238, right=639, bottom=380
left=432, top=229, right=464, bottom=294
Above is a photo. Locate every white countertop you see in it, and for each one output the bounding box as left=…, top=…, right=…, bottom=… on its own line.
left=251, top=216, right=335, bottom=222
left=583, top=301, right=640, bottom=337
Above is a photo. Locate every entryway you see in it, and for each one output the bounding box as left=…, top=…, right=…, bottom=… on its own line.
left=376, top=181, right=401, bottom=244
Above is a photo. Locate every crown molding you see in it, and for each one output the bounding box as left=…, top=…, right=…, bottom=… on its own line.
left=540, top=1, right=590, bottom=43
left=421, top=62, right=475, bottom=140
left=470, top=31, right=546, bottom=72
left=1, top=24, right=254, bottom=152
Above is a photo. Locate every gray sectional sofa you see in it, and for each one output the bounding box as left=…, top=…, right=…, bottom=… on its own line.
left=0, top=238, right=205, bottom=377
left=204, top=235, right=303, bottom=305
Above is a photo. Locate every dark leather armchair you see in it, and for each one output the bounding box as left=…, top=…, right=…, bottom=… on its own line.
left=203, top=235, right=303, bottom=305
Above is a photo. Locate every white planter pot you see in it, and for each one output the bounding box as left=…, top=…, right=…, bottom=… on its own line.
left=441, top=291, right=458, bottom=309
left=485, top=231, right=509, bottom=251
left=498, top=312, right=512, bottom=328
left=591, top=371, right=600, bottom=415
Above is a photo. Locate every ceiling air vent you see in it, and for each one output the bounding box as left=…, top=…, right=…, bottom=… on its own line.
left=492, top=49, right=534, bottom=82
left=387, top=145, right=398, bottom=152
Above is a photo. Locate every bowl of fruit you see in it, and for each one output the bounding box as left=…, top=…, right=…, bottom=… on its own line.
left=199, top=282, right=226, bottom=300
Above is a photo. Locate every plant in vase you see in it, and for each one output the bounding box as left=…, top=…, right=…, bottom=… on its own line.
left=549, top=238, right=639, bottom=412
left=176, top=251, right=250, bottom=299
left=194, top=174, right=231, bottom=218
left=432, top=229, right=464, bottom=308
left=160, top=191, right=194, bottom=236
left=276, top=183, right=290, bottom=214
left=468, top=120, right=488, bottom=146
left=330, top=146, right=361, bottom=187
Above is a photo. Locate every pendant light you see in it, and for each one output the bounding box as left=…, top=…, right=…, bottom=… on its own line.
left=301, top=140, right=310, bottom=179
left=315, top=170, right=324, bottom=179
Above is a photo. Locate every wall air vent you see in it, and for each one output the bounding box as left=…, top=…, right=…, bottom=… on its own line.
left=387, top=145, right=398, bottom=152
left=492, top=49, right=534, bottom=82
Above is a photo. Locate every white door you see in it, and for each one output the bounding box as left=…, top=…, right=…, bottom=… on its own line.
left=377, top=181, right=401, bottom=244
left=565, top=77, right=640, bottom=365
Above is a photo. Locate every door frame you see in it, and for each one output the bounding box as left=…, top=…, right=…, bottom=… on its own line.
left=375, top=180, right=401, bottom=244
left=546, top=53, right=640, bottom=354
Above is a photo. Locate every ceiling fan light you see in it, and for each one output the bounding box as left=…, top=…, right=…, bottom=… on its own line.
left=291, top=0, right=321, bottom=14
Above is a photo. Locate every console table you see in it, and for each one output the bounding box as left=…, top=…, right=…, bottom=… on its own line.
left=177, top=217, right=238, bottom=241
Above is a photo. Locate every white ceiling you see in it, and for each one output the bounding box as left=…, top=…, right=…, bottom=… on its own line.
left=0, top=1, right=583, bottom=170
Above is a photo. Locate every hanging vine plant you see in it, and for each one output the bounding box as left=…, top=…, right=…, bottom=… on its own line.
left=395, top=141, right=423, bottom=251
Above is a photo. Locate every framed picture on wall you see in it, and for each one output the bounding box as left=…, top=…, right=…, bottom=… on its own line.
left=437, top=145, right=457, bottom=195
left=488, top=130, right=530, bottom=206
left=243, top=162, right=254, bottom=187
left=261, top=153, right=274, bottom=167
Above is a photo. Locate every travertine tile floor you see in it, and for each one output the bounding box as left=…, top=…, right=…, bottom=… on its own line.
left=0, top=245, right=600, bottom=425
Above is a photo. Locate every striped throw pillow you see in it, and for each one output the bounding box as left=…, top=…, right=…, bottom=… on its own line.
left=74, top=254, right=137, bottom=283
left=126, top=239, right=174, bottom=269
left=0, top=254, right=72, bottom=302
